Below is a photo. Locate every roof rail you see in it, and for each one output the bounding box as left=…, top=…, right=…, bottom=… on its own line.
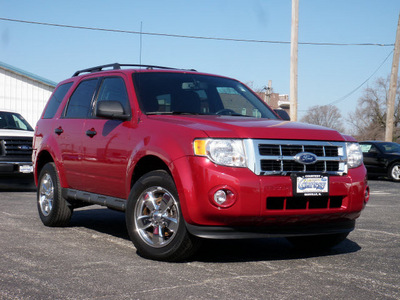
left=72, top=63, right=196, bottom=77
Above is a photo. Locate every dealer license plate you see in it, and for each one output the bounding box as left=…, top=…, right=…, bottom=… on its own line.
left=19, top=165, right=33, bottom=173
left=293, top=174, right=329, bottom=196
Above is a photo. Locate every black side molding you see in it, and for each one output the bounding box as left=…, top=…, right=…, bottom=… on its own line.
left=63, top=188, right=127, bottom=212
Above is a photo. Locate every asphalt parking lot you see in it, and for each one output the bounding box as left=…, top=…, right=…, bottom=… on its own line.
left=0, top=178, right=399, bottom=300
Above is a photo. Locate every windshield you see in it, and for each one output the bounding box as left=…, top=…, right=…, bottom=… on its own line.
left=133, top=72, right=278, bottom=119
left=379, top=142, right=400, bottom=153
left=0, top=111, right=34, bottom=131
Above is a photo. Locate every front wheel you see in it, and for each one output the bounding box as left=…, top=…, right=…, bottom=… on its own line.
left=287, top=232, right=349, bottom=250
left=126, top=170, right=200, bottom=261
left=388, top=163, right=400, bottom=182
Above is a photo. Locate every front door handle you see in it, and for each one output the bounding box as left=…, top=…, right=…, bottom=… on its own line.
left=86, top=129, right=97, bottom=138
left=54, top=127, right=63, bottom=135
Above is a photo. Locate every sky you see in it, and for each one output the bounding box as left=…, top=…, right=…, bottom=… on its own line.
left=1, top=0, right=400, bottom=129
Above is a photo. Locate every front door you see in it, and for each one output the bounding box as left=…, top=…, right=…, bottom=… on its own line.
left=81, top=76, right=133, bottom=199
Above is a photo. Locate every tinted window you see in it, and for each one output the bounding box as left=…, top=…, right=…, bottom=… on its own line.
left=65, top=79, right=98, bottom=118
left=360, top=143, right=378, bottom=154
left=0, top=111, right=33, bottom=131
left=43, top=82, right=73, bottom=119
left=133, top=72, right=277, bottom=119
left=379, top=142, right=400, bottom=153
left=96, top=77, right=129, bottom=114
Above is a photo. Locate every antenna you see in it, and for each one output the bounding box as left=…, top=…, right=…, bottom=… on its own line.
left=139, top=21, right=143, bottom=65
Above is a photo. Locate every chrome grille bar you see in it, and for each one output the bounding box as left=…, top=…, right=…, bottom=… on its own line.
left=244, top=139, right=347, bottom=176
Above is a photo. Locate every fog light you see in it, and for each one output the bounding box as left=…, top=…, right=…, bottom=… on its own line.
left=214, top=190, right=227, bottom=205
left=209, top=186, right=237, bottom=208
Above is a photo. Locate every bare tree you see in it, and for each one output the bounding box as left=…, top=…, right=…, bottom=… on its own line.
left=300, top=105, right=345, bottom=132
left=348, top=77, right=400, bottom=142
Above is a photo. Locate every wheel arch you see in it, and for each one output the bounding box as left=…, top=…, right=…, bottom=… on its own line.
left=35, top=150, right=54, bottom=186
left=130, top=155, right=172, bottom=188
left=35, top=150, right=68, bottom=188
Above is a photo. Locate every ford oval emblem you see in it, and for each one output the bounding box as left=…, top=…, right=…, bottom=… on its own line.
left=18, top=145, right=31, bottom=150
left=294, top=152, right=318, bottom=165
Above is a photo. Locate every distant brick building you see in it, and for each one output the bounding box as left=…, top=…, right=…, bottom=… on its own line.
left=257, top=91, right=290, bottom=115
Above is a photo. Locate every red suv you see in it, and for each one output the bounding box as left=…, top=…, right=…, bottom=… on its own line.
left=33, top=64, right=369, bottom=261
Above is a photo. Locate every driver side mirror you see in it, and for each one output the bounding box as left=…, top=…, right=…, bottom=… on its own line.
left=96, top=101, right=130, bottom=121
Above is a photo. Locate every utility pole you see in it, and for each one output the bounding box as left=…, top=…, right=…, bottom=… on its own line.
left=385, top=12, right=400, bottom=142
left=264, top=80, right=272, bottom=105
left=290, top=0, right=299, bottom=121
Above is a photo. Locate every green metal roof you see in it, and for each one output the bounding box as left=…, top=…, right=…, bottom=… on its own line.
left=0, top=61, right=57, bottom=88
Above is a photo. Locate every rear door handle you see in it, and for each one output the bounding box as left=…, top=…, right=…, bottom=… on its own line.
left=86, top=129, right=97, bottom=138
left=54, top=127, right=63, bottom=135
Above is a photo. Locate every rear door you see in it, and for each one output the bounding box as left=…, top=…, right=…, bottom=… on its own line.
left=57, top=78, right=99, bottom=190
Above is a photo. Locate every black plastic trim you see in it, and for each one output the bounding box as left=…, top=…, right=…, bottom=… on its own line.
left=63, top=188, right=127, bottom=211
left=185, top=220, right=355, bottom=239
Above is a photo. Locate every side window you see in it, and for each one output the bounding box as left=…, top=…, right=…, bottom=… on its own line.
left=369, top=145, right=379, bottom=153
left=360, top=144, right=371, bottom=153
left=96, top=77, right=129, bottom=114
left=43, top=82, right=73, bottom=119
left=65, top=79, right=98, bottom=118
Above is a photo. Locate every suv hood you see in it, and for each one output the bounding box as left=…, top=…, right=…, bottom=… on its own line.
left=147, top=115, right=345, bottom=141
left=0, top=129, right=34, bottom=137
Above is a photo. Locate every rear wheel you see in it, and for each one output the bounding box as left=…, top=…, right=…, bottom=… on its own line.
left=287, top=232, right=349, bottom=250
left=126, top=170, right=200, bottom=261
left=388, top=163, right=400, bottom=182
left=37, top=162, right=72, bottom=227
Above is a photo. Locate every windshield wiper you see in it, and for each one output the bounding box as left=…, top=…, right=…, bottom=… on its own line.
left=146, top=111, right=204, bottom=115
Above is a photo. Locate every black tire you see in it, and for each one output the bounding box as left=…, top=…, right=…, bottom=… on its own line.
left=388, top=163, right=400, bottom=182
left=126, top=170, right=200, bottom=261
left=287, top=232, right=349, bottom=250
left=37, top=162, right=72, bottom=227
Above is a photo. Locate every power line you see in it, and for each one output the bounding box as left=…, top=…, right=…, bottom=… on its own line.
left=0, top=17, right=395, bottom=47
left=328, top=49, right=394, bottom=106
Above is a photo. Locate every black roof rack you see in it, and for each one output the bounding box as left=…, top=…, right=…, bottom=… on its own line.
left=72, top=63, right=196, bottom=77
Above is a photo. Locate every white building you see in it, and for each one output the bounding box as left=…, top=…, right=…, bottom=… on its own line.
left=0, top=61, right=56, bottom=127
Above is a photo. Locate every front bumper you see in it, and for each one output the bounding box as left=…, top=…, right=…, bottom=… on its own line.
left=0, top=162, right=34, bottom=175
left=172, top=156, right=368, bottom=229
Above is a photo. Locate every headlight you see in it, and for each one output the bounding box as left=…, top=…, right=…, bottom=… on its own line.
left=194, top=139, right=247, bottom=167
left=346, top=142, right=363, bottom=169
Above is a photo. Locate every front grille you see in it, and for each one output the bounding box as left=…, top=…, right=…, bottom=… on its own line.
left=245, top=139, right=347, bottom=175
left=0, top=137, right=33, bottom=158
left=266, top=196, right=344, bottom=210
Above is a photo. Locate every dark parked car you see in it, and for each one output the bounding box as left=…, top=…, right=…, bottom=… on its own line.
left=360, top=141, right=400, bottom=181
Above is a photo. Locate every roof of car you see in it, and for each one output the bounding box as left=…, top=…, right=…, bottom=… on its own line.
left=361, top=140, right=399, bottom=145
left=0, top=109, right=21, bottom=114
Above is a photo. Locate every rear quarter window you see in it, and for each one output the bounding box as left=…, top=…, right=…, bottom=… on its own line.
left=43, top=82, right=73, bottom=119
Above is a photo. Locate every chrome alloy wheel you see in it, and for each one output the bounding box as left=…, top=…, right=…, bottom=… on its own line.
left=391, top=164, right=400, bottom=180
left=134, top=186, right=180, bottom=248
left=39, top=173, right=54, bottom=216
